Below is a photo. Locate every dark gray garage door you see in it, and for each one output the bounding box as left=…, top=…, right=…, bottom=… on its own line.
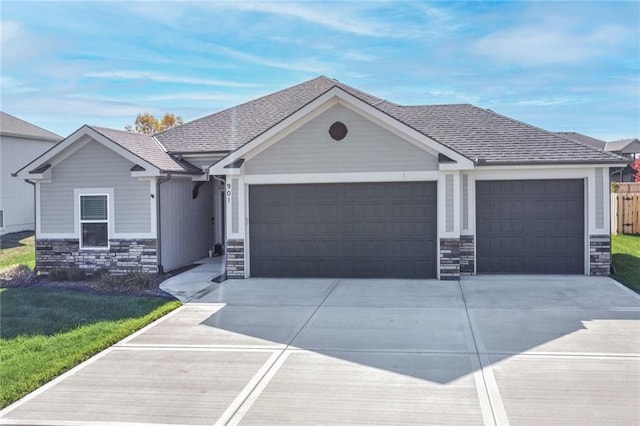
left=476, top=179, right=584, bottom=274
left=249, top=182, right=437, bottom=278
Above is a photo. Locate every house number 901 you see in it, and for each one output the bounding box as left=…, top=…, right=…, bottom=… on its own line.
left=227, top=183, right=232, bottom=204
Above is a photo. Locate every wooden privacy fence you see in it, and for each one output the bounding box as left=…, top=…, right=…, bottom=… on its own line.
left=611, top=183, right=640, bottom=235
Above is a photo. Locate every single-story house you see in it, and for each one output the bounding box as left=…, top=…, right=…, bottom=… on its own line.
left=558, top=132, right=639, bottom=182
left=1, top=111, right=62, bottom=235
left=14, top=76, right=628, bottom=279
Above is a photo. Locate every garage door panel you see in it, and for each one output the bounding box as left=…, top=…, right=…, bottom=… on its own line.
left=249, top=182, right=437, bottom=278
left=477, top=179, right=584, bottom=274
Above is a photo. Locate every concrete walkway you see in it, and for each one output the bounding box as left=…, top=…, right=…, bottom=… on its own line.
left=2, top=276, right=639, bottom=425
left=159, top=256, right=225, bottom=302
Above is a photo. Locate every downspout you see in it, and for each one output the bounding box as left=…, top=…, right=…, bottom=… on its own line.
left=24, top=180, right=37, bottom=269
left=156, top=173, right=172, bottom=274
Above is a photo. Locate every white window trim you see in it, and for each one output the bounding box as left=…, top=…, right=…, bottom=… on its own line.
left=75, top=188, right=114, bottom=250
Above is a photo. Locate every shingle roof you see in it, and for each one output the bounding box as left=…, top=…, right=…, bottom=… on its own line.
left=556, top=132, right=607, bottom=150
left=606, top=138, right=640, bottom=153
left=156, top=75, right=625, bottom=165
left=90, top=126, right=201, bottom=174
left=384, top=106, right=624, bottom=164
left=156, top=76, right=382, bottom=153
left=0, top=111, right=61, bottom=141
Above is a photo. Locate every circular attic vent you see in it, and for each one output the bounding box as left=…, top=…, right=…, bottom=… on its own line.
left=328, top=121, right=348, bottom=141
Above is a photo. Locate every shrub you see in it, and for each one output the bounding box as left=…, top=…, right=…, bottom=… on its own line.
left=93, top=267, right=110, bottom=279
left=48, top=268, right=68, bottom=281
left=0, top=264, right=36, bottom=287
left=95, top=270, right=116, bottom=289
left=67, top=268, right=86, bottom=281
left=123, top=271, right=152, bottom=289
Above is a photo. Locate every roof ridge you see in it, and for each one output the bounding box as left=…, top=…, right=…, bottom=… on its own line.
left=92, top=125, right=153, bottom=137
left=157, top=75, right=336, bottom=138
left=478, top=106, right=627, bottom=162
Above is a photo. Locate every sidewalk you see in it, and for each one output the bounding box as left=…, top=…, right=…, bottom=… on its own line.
left=159, top=255, right=225, bottom=301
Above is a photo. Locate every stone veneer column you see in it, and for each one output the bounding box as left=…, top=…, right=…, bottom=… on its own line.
left=226, top=239, right=245, bottom=279
left=439, top=238, right=460, bottom=280
left=460, top=236, right=475, bottom=275
left=589, top=235, right=611, bottom=276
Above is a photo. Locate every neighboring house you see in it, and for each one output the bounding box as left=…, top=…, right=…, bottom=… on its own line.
left=558, top=132, right=639, bottom=182
left=15, top=76, right=628, bottom=279
left=1, top=112, right=62, bottom=235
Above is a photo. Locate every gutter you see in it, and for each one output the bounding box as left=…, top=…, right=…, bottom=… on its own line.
left=474, top=159, right=630, bottom=166
left=155, top=173, right=172, bottom=274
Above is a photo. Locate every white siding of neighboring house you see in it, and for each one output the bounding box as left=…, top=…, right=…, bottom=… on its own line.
left=0, top=135, right=56, bottom=235
left=159, top=178, right=215, bottom=271
left=40, top=140, right=151, bottom=234
left=244, top=104, right=438, bottom=175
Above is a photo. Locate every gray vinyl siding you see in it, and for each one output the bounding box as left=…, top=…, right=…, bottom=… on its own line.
left=245, top=104, right=438, bottom=175
left=40, top=140, right=151, bottom=234
left=595, top=168, right=604, bottom=228
left=231, top=178, right=239, bottom=233
left=445, top=174, right=454, bottom=232
left=462, top=174, right=469, bottom=231
left=159, top=179, right=214, bottom=271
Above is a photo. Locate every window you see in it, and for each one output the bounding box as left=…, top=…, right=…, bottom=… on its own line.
left=80, top=195, right=108, bottom=248
left=0, top=209, right=4, bottom=228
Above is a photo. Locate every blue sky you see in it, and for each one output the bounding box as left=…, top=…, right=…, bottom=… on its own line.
left=1, top=0, right=638, bottom=140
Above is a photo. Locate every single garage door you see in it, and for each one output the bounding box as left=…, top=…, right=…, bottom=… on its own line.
left=249, top=182, right=437, bottom=278
left=476, top=179, right=584, bottom=274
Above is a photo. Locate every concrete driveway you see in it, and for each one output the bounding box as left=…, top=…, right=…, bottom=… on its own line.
left=2, top=276, right=639, bottom=425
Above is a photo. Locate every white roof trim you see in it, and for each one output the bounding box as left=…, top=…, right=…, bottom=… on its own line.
left=210, top=87, right=474, bottom=175
left=14, top=125, right=161, bottom=179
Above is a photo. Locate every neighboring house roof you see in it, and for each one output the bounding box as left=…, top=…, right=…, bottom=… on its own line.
left=0, top=111, right=62, bottom=142
left=156, top=76, right=624, bottom=165
left=558, top=132, right=640, bottom=155
left=89, top=126, right=201, bottom=174
left=554, top=132, right=607, bottom=151
left=606, top=138, right=640, bottom=154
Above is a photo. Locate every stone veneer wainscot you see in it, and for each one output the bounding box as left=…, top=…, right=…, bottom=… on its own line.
left=439, top=238, right=460, bottom=280
left=589, top=235, right=611, bottom=276
left=35, top=239, right=157, bottom=274
left=226, top=239, right=245, bottom=279
left=460, top=236, right=474, bottom=275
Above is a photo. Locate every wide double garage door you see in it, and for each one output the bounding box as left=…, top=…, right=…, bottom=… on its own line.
left=476, top=179, right=585, bottom=274
left=249, top=182, right=437, bottom=278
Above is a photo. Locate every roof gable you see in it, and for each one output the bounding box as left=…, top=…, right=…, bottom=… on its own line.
left=158, top=76, right=626, bottom=166
left=14, top=125, right=201, bottom=179
left=210, top=86, right=473, bottom=174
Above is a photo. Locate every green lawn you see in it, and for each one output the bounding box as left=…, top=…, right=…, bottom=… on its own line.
left=0, top=232, right=35, bottom=269
left=611, top=234, right=640, bottom=293
left=0, top=287, right=181, bottom=408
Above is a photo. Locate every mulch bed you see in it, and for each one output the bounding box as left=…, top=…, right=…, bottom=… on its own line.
left=1, top=271, right=182, bottom=300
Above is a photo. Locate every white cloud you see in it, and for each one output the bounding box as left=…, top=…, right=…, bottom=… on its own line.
left=516, top=97, right=587, bottom=107
left=209, top=44, right=333, bottom=74
left=210, top=1, right=425, bottom=39
left=0, top=20, right=57, bottom=65
left=84, top=71, right=263, bottom=88
left=0, top=76, right=36, bottom=93
left=472, top=21, right=628, bottom=66
left=0, top=20, right=22, bottom=43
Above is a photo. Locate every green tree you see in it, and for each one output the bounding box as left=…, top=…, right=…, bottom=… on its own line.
left=125, top=113, right=184, bottom=134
